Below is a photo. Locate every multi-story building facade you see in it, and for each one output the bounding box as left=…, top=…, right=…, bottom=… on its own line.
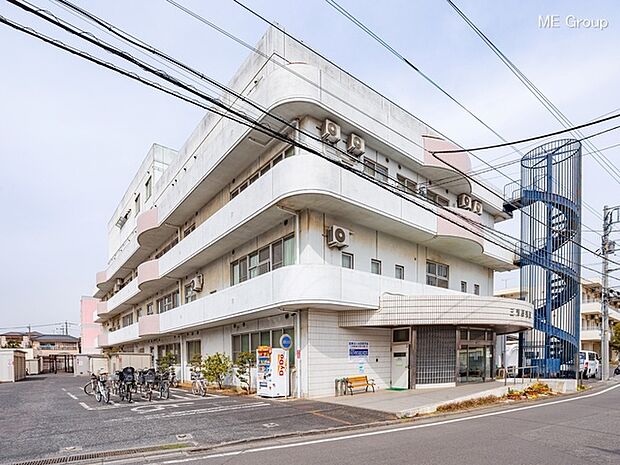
left=93, top=27, right=533, bottom=398
left=496, top=278, right=620, bottom=363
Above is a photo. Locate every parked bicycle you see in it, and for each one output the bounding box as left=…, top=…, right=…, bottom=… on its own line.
left=158, top=370, right=170, bottom=400
left=83, top=373, right=97, bottom=396
left=118, top=366, right=136, bottom=402
left=169, top=367, right=179, bottom=388
left=191, top=368, right=207, bottom=396
left=94, top=369, right=110, bottom=404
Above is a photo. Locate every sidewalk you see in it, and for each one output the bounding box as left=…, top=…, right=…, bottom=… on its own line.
left=321, top=379, right=576, bottom=418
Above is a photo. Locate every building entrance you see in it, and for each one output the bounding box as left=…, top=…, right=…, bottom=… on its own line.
left=391, top=344, right=409, bottom=389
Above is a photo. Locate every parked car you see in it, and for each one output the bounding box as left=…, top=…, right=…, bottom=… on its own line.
left=580, top=350, right=600, bottom=379
left=559, top=350, right=600, bottom=378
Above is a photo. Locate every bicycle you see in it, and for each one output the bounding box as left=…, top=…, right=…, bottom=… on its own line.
left=169, top=367, right=178, bottom=388
left=142, top=368, right=156, bottom=401
left=83, top=373, right=97, bottom=396
left=118, top=366, right=135, bottom=402
left=191, top=369, right=207, bottom=396
left=158, top=370, right=170, bottom=400
left=94, top=370, right=110, bottom=404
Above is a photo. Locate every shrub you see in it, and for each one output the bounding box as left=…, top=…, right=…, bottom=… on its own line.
left=235, top=351, right=256, bottom=393
left=189, top=353, right=203, bottom=371
left=202, top=352, right=232, bottom=389
left=157, top=352, right=177, bottom=372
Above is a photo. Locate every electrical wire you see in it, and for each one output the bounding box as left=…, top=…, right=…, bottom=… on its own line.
left=445, top=0, right=620, bottom=184
left=3, top=5, right=618, bottom=282
left=319, top=0, right=610, bottom=250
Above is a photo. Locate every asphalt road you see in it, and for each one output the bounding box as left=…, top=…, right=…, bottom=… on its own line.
left=0, top=374, right=391, bottom=465
left=162, top=381, right=620, bottom=465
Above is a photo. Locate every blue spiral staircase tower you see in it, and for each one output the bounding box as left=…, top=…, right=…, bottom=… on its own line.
left=504, top=139, right=581, bottom=378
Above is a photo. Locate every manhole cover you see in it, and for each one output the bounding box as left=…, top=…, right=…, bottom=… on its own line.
left=262, top=423, right=279, bottom=428
left=176, top=433, right=193, bottom=441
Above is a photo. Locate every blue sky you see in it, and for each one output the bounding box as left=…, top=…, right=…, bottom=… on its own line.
left=0, top=0, right=618, bottom=331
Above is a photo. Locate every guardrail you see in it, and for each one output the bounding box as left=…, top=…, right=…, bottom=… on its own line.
left=498, top=365, right=541, bottom=386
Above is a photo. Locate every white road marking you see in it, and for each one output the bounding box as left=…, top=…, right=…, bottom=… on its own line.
left=144, top=402, right=270, bottom=420
left=172, top=394, right=193, bottom=400
left=61, top=388, right=67, bottom=392
left=66, top=392, right=78, bottom=400
left=79, top=402, right=93, bottom=411
left=160, top=383, right=620, bottom=463
left=131, top=402, right=195, bottom=413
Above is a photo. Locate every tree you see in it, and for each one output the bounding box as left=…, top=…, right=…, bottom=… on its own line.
left=157, top=352, right=177, bottom=372
left=235, top=351, right=256, bottom=393
left=610, top=323, right=620, bottom=359
left=189, top=353, right=203, bottom=371
left=202, top=352, right=232, bottom=389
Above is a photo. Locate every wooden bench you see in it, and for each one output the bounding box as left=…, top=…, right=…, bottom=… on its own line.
left=345, top=375, right=375, bottom=395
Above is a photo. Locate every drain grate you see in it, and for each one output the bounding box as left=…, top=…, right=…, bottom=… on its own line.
left=11, top=443, right=191, bottom=465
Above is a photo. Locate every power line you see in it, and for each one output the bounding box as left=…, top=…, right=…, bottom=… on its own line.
left=445, top=0, right=620, bottom=185
left=322, top=0, right=609, bottom=224
left=4, top=5, right=619, bottom=283
left=319, top=0, right=609, bottom=251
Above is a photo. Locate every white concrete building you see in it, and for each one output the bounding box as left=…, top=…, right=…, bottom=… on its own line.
left=497, top=279, right=620, bottom=361
left=93, top=27, right=533, bottom=398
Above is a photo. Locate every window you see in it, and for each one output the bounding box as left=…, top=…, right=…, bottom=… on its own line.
left=426, top=190, right=450, bottom=207
left=371, top=259, right=382, bottom=275
left=157, top=291, right=179, bottom=314
left=395, top=264, right=405, bottom=280
left=233, top=327, right=295, bottom=366
left=157, top=343, right=180, bottom=360
left=363, top=159, right=388, bottom=183
left=396, top=174, right=417, bottom=194
left=146, top=303, right=153, bottom=315
left=122, top=313, right=134, bottom=327
left=426, top=260, right=449, bottom=288
left=184, top=284, right=197, bottom=304
left=461, top=281, right=468, bottom=293
left=183, top=223, right=195, bottom=238
left=145, top=176, right=152, bottom=200
left=342, top=252, right=354, bottom=269
left=230, top=235, right=295, bottom=285
left=474, top=284, right=480, bottom=295
left=155, top=236, right=179, bottom=259
left=187, top=340, right=201, bottom=361
left=393, top=328, right=410, bottom=343
left=134, top=194, right=141, bottom=216
left=229, top=147, right=294, bottom=199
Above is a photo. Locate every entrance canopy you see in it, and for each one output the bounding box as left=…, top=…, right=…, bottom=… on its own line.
left=339, top=294, right=533, bottom=334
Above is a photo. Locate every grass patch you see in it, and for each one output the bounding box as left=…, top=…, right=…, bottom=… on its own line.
left=160, top=443, right=192, bottom=450
left=436, top=383, right=558, bottom=413
left=436, top=395, right=500, bottom=412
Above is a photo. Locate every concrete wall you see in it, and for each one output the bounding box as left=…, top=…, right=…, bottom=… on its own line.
left=0, top=350, right=26, bottom=382
left=305, top=310, right=391, bottom=398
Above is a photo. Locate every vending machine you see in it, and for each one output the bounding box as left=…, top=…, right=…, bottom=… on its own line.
left=256, top=346, right=289, bottom=398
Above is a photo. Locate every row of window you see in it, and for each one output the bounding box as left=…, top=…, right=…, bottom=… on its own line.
left=342, top=255, right=480, bottom=294
left=364, top=161, right=449, bottom=206
left=230, top=146, right=295, bottom=199
left=231, top=235, right=295, bottom=285
left=341, top=253, right=405, bottom=279
left=232, top=327, right=294, bottom=366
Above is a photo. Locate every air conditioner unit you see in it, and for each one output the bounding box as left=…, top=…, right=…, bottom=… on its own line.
left=321, top=119, right=341, bottom=143
left=190, top=274, right=203, bottom=292
left=347, top=133, right=365, bottom=155
left=457, top=193, right=472, bottom=210
left=327, top=225, right=350, bottom=249
left=472, top=200, right=483, bottom=215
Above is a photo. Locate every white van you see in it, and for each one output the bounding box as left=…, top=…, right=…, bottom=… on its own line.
left=580, top=350, right=600, bottom=379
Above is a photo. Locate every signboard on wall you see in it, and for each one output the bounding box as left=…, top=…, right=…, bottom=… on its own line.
left=348, top=341, right=369, bottom=362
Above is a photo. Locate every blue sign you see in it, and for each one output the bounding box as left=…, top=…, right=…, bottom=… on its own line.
left=280, top=333, right=293, bottom=350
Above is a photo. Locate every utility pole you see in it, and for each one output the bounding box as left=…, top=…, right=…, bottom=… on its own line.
left=64, top=321, right=69, bottom=336
left=601, top=205, right=620, bottom=381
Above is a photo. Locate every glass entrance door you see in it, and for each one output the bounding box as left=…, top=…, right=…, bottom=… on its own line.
left=458, top=346, right=492, bottom=382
